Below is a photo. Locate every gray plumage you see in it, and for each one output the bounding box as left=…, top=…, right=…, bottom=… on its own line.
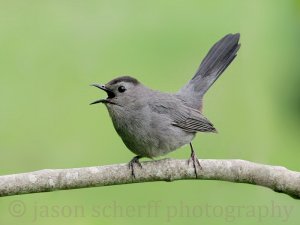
left=106, top=88, right=215, bottom=158
left=91, top=33, right=241, bottom=175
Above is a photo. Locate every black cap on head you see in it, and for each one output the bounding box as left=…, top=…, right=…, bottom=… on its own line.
left=107, top=76, right=139, bottom=86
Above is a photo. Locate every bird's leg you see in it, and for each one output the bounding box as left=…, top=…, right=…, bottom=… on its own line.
left=187, top=142, right=202, bottom=178
left=128, top=155, right=143, bottom=178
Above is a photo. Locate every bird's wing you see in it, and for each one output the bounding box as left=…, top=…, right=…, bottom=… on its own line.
left=150, top=97, right=217, bottom=133
left=171, top=107, right=217, bottom=133
left=173, top=110, right=217, bottom=133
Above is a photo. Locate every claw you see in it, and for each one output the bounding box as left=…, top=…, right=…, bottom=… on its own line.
left=128, top=156, right=143, bottom=178
left=188, top=143, right=202, bottom=178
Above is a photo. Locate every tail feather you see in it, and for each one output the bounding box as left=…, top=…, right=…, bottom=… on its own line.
left=178, top=33, right=240, bottom=110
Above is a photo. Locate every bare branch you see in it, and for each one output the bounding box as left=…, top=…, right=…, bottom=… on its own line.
left=0, top=159, right=299, bottom=199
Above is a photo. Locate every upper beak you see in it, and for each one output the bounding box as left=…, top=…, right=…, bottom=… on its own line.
left=90, top=84, right=115, bottom=105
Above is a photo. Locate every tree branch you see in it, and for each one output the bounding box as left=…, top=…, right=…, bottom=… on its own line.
left=0, top=159, right=299, bottom=199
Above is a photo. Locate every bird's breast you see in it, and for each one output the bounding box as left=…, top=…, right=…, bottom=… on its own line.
left=106, top=104, right=195, bottom=158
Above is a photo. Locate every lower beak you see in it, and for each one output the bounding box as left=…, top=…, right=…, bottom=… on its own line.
left=89, top=99, right=107, bottom=105
left=90, top=84, right=115, bottom=105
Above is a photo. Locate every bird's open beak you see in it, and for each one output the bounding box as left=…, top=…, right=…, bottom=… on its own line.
left=90, top=84, right=115, bottom=105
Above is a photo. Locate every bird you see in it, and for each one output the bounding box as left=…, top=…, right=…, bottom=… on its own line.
left=90, top=33, right=240, bottom=178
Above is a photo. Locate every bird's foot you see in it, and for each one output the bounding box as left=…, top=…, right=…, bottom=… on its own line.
left=128, top=156, right=143, bottom=178
left=188, top=149, right=202, bottom=178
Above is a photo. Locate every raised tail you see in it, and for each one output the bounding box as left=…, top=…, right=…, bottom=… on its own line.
left=178, top=33, right=241, bottom=110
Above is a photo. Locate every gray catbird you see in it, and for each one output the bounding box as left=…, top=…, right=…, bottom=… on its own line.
left=91, top=33, right=240, bottom=177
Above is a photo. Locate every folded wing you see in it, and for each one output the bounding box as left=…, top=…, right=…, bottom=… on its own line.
left=150, top=97, right=217, bottom=133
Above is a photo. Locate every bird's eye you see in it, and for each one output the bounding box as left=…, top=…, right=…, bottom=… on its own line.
left=118, top=86, right=126, bottom=93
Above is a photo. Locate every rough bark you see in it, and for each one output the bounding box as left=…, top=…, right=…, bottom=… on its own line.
left=0, top=159, right=299, bottom=199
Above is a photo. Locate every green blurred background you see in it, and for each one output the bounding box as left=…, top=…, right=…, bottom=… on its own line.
left=1, top=0, right=300, bottom=224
